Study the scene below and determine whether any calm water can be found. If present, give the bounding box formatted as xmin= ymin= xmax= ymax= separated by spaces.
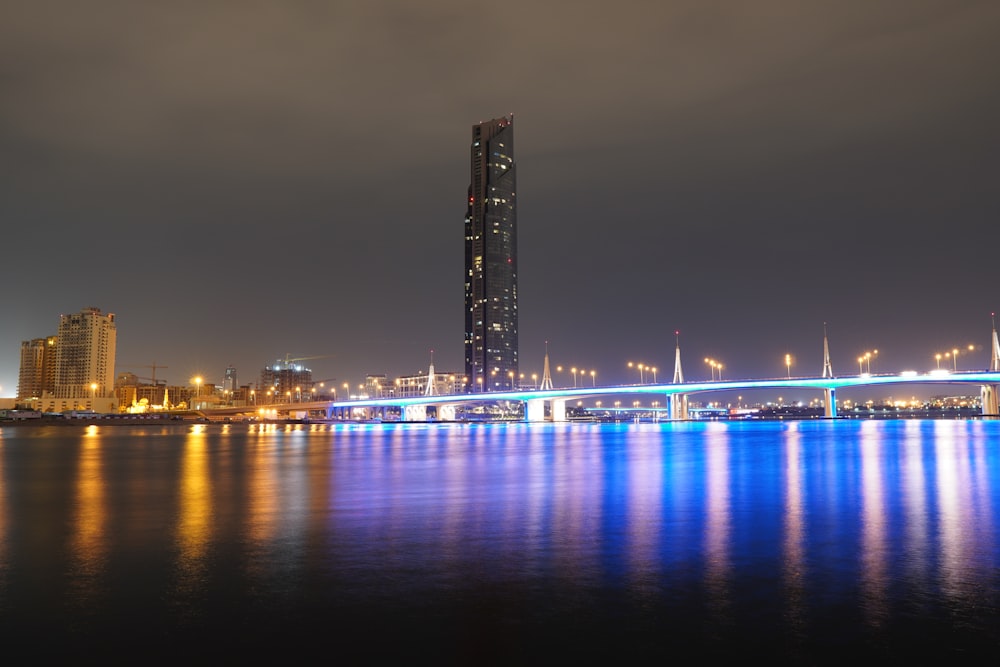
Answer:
xmin=1 ymin=419 xmax=998 ymax=663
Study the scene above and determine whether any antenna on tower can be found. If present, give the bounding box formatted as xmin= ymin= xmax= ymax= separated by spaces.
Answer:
xmin=822 ymin=322 xmax=834 ymax=378
xmin=672 ymin=330 xmax=684 ymax=384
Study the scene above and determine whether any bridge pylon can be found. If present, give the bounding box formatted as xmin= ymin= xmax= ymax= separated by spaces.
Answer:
xmin=991 ymin=312 xmax=1000 ymax=372
xmin=672 ymin=330 xmax=684 ymax=384
xmin=822 ymin=322 xmax=833 ymax=378
xmin=539 ymin=341 xmax=554 ymax=390
xmin=424 ymin=350 xmax=436 ymax=396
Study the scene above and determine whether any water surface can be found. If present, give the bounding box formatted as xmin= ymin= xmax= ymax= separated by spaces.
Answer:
xmin=0 ymin=419 xmax=997 ymax=662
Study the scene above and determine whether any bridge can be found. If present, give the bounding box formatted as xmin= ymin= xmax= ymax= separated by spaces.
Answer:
xmin=192 ymin=320 xmax=1000 ymax=423
xmin=196 ymin=370 xmax=1000 ymax=422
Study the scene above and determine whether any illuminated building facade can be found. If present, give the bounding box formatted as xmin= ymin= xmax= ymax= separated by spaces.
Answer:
xmin=52 ymin=307 xmax=117 ymax=401
xmin=465 ymin=115 xmax=518 ymax=391
xmin=16 ymin=336 xmax=57 ymax=399
xmin=259 ymin=362 xmax=313 ymax=402
xmin=395 ymin=372 xmax=463 ymax=397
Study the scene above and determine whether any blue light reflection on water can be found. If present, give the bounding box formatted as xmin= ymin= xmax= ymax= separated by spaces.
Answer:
xmin=0 ymin=419 xmax=998 ymax=661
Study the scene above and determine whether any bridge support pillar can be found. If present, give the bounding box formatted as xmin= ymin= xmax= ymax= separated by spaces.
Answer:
xmin=550 ymin=399 xmax=567 ymax=422
xmin=824 ymin=388 xmax=837 ymax=418
xmin=404 ymin=404 xmax=428 ymax=422
xmin=526 ymin=398 xmax=546 ymax=422
xmin=439 ymin=404 xmax=457 ymax=421
xmin=982 ymin=384 xmax=999 ymax=417
xmin=668 ymin=394 xmax=688 ymax=420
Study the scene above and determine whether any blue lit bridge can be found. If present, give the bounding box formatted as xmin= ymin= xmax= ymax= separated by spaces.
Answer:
xmin=207 ymin=370 xmax=1000 ymax=422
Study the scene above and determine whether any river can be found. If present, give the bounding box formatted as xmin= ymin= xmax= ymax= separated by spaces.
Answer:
xmin=0 ymin=419 xmax=997 ymax=663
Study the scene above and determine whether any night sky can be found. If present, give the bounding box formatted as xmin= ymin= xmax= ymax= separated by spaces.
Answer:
xmin=3 ymin=1 xmax=998 ymax=400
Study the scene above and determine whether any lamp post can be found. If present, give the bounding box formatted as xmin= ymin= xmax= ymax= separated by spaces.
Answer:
xmin=532 ymin=373 xmax=538 ymax=389
xmin=571 ymin=367 xmax=578 ymax=387
xmin=952 ymin=348 xmax=959 ymax=371
xmin=590 ymin=370 xmax=596 ymax=386
xmin=858 ymin=356 xmax=864 ymax=375
xmin=194 ymin=376 xmax=202 ymax=398
xmin=935 ymin=353 xmax=942 ymax=369
xmin=90 ymin=382 xmax=97 ymax=402
xmin=785 ymin=354 xmax=792 ymax=379
xmin=627 ymin=361 xmax=645 ymax=383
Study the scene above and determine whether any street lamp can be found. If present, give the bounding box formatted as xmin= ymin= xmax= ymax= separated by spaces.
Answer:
xmin=650 ymin=367 xmax=657 ymax=383
xmin=858 ymin=356 xmax=864 ymax=375
xmin=590 ymin=370 xmax=596 ymax=386
xmin=532 ymin=373 xmax=538 ymax=389
xmin=90 ymin=382 xmax=97 ymax=402
xmin=935 ymin=353 xmax=942 ymax=369
xmin=627 ymin=361 xmax=644 ymax=383
xmin=194 ymin=376 xmax=202 ymax=397
xmin=571 ymin=367 xmax=578 ymax=387
xmin=785 ymin=354 xmax=792 ymax=378
xmin=952 ymin=348 xmax=959 ymax=371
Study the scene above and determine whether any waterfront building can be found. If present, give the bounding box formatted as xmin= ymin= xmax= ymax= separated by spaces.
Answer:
xmin=223 ymin=365 xmax=238 ymax=394
xmin=364 ymin=374 xmax=390 ymax=399
xmin=51 ymin=307 xmax=117 ymax=402
xmin=465 ymin=115 xmax=518 ymax=392
xmin=259 ymin=361 xmax=313 ymax=402
xmin=16 ymin=336 xmax=57 ymax=399
xmin=19 ymin=308 xmax=118 ymax=412
xmin=394 ymin=371 xmax=463 ymax=398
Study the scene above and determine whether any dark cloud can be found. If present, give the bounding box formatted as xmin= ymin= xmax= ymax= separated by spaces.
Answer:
xmin=2 ymin=1 xmax=998 ymax=397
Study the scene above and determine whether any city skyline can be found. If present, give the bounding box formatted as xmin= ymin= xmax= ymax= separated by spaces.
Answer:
xmin=2 ymin=2 xmax=998 ymax=398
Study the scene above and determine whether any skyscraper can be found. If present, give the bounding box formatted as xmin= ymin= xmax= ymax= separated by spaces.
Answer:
xmin=53 ymin=307 xmax=117 ymax=400
xmin=465 ymin=115 xmax=518 ymax=391
xmin=16 ymin=336 xmax=57 ymax=400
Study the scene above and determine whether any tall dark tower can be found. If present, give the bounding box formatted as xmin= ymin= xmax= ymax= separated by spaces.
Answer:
xmin=465 ymin=115 xmax=517 ymax=392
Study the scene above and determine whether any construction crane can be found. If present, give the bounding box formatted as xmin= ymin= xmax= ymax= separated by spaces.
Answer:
xmin=121 ymin=363 xmax=169 ymax=385
xmin=280 ymin=354 xmax=332 ymax=366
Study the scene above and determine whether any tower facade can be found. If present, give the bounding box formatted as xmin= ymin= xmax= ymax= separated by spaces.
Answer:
xmin=17 ymin=335 xmax=57 ymax=399
xmin=52 ymin=307 xmax=117 ymax=399
xmin=464 ymin=115 xmax=518 ymax=391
